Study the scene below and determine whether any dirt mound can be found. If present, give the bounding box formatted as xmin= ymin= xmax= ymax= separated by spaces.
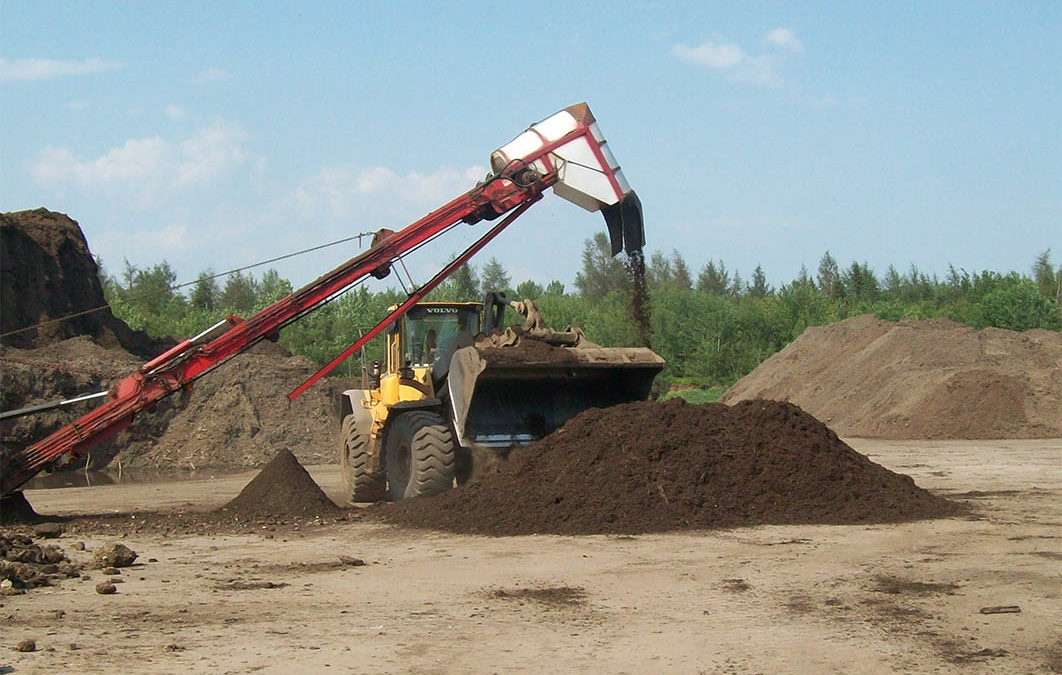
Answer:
xmin=722 ymin=316 xmax=1062 ymax=439
xmin=2 ymin=338 xmax=339 ymax=473
xmin=381 ymin=399 xmax=960 ymax=535
xmin=220 ymin=450 xmax=341 ymax=519
xmin=1 ymin=337 xmax=174 ymax=470
xmin=1 ymin=208 xmax=167 ymax=357
xmin=122 ymin=342 xmax=338 ymax=471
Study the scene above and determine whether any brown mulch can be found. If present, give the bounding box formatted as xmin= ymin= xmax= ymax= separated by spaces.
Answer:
xmin=380 ymin=398 xmax=962 ymax=535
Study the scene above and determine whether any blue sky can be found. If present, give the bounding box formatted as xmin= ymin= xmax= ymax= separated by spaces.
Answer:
xmin=2 ymin=1 xmax=1059 ymax=294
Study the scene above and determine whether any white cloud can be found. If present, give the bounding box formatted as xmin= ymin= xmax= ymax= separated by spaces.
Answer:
xmin=672 ymin=29 xmax=803 ymax=87
xmin=293 ymin=164 xmax=487 ymax=223
xmin=165 ymin=104 xmax=185 ymax=120
xmin=766 ymin=28 xmax=804 ymax=54
xmin=672 ymin=41 xmax=746 ymax=69
xmin=31 ymin=122 xmax=249 ymax=206
xmin=194 ymin=66 xmax=231 ymax=83
xmin=0 ymin=57 xmax=123 ymax=82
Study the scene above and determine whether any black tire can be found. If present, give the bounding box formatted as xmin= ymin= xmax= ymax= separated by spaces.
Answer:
xmin=385 ymin=410 xmax=455 ymax=500
xmin=339 ymin=414 xmax=386 ymax=503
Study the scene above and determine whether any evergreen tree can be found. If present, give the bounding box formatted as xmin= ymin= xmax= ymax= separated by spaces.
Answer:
xmin=696 ymin=260 xmax=730 ymax=295
xmin=748 ymin=264 xmax=771 ymax=299
xmin=190 ymin=270 xmax=220 ymax=310
xmin=544 ymin=280 xmax=565 ymax=296
xmin=816 ymin=251 xmax=843 ymax=299
xmin=670 ymin=251 xmax=693 ymax=291
xmin=479 ymin=256 xmax=512 ymax=295
xmin=450 ymin=262 xmax=479 ymax=300
xmin=514 ymin=279 xmax=544 ymax=299
xmin=221 ymin=270 xmax=259 ymax=314
xmin=574 ymin=232 xmax=628 ymax=299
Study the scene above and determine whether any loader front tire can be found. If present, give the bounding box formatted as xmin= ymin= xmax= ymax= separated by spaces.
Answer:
xmin=385 ymin=411 xmax=455 ymax=500
xmin=340 ymin=414 xmax=386 ymax=503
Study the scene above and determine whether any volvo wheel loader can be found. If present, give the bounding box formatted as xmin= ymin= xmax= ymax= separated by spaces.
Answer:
xmin=337 ymin=295 xmax=664 ymax=502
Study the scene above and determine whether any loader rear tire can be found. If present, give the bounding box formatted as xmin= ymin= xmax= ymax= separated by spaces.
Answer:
xmin=340 ymin=414 xmax=386 ymax=503
xmin=385 ymin=411 xmax=455 ymax=500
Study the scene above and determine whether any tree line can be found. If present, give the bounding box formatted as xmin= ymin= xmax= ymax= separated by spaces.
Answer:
xmin=99 ymin=241 xmax=1061 ymax=390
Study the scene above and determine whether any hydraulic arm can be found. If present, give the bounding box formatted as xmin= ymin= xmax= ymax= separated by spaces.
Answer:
xmin=1 ymin=103 xmax=643 ymax=496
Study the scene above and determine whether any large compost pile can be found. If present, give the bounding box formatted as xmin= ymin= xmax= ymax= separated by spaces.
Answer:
xmin=381 ymin=398 xmax=961 ymax=535
xmin=723 ymin=315 xmax=1062 ymax=439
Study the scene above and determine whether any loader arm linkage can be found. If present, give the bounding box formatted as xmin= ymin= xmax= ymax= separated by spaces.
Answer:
xmin=1 ymin=103 xmax=644 ymax=497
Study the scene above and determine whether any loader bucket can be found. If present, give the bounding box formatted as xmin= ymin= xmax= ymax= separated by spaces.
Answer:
xmin=447 ymin=344 xmax=664 ymax=449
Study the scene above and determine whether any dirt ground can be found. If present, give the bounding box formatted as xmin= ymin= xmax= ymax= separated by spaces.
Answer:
xmin=1 ymin=438 xmax=1058 ymax=674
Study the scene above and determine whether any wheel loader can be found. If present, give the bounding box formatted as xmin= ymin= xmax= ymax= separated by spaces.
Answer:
xmin=336 ymin=294 xmax=664 ymax=502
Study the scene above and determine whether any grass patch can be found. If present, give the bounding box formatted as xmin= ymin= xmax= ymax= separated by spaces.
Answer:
xmin=662 ymin=385 xmax=727 ymax=404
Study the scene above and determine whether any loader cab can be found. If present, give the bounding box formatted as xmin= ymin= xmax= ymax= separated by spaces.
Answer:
xmin=386 ymin=302 xmax=481 ymax=375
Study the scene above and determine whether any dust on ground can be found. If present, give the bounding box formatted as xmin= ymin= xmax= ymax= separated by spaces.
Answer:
xmin=723 ymin=314 xmax=1062 ymax=439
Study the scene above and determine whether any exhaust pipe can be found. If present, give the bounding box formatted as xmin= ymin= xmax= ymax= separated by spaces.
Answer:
xmin=490 ymin=103 xmax=644 ymax=255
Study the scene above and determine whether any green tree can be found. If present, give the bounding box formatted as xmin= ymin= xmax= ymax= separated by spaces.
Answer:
xmin=696 ymin=260 xmax=730 ymax=295
xmin=574 ymin=232 xmax=628 ymax=300
xmin=981 ymin=278 xmax=1059 ymax=331
xmin=257 ymin=269 xmax=293 ymax=308
xmin=190 ymin=271 xmax=220 ymax=311
xmin=514 ymin=279 xmax=543 ymax=300
xmin=1032 ymin=249 xmax=1059 ymax=303
xmin=221 ymin=271 xmax=259 ymax=314
xmin=816 ymin=251 xmax=843 ymax=299
xmin=842 ymin=261 xmax=879 ymax=302
xmin=748 ymin=264 xmax=771 ymax=299
xmin=479 ymin=257 xmax=512 ymax=296
xmin=544 ymin=280 xmax=565 ymax=296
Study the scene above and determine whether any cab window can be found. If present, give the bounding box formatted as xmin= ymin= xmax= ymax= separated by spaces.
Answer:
xmin=404 ymin=306 xmax=479 ymax=367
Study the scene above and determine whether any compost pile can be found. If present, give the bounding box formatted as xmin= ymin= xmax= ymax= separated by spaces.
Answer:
xmin=382 ymin=398 xmax=961 ymax=535
xmin=1 ymin=208 xmax=337 ymax=473
xmin=723 ymin=315 xmax=1062 ymax=439
xmin=0 ymin=208 xmax=165 ymax=356
xmin=219 ymin=449 xmax=341 ymax=519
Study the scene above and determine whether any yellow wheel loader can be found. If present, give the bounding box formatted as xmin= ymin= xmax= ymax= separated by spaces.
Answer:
xmin=337 ymin=295 xmax=664 ymax=501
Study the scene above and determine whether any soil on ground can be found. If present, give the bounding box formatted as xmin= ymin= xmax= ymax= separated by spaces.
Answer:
xmin=381 ymin=398 xmax=961 ymax=535
xmin=219 ymin=450 xmax=342 ymax=519
xmin=722 ymin=315 xmax=1062 ymax=439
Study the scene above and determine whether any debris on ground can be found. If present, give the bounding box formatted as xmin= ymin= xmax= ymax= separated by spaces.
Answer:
xmin=0 ymin=532 xmax=81 ymax=589
xmin=92 ymin=542 xmax=138 ymax=569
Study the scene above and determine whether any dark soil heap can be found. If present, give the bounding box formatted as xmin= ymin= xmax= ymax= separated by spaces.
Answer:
xmin=1 ymin=208 xmax=166 ymax=357
xmin=220 ymin=450 xmax=341 ymax=519
xmin=382 ymin=399 xmax=961 ymax=535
